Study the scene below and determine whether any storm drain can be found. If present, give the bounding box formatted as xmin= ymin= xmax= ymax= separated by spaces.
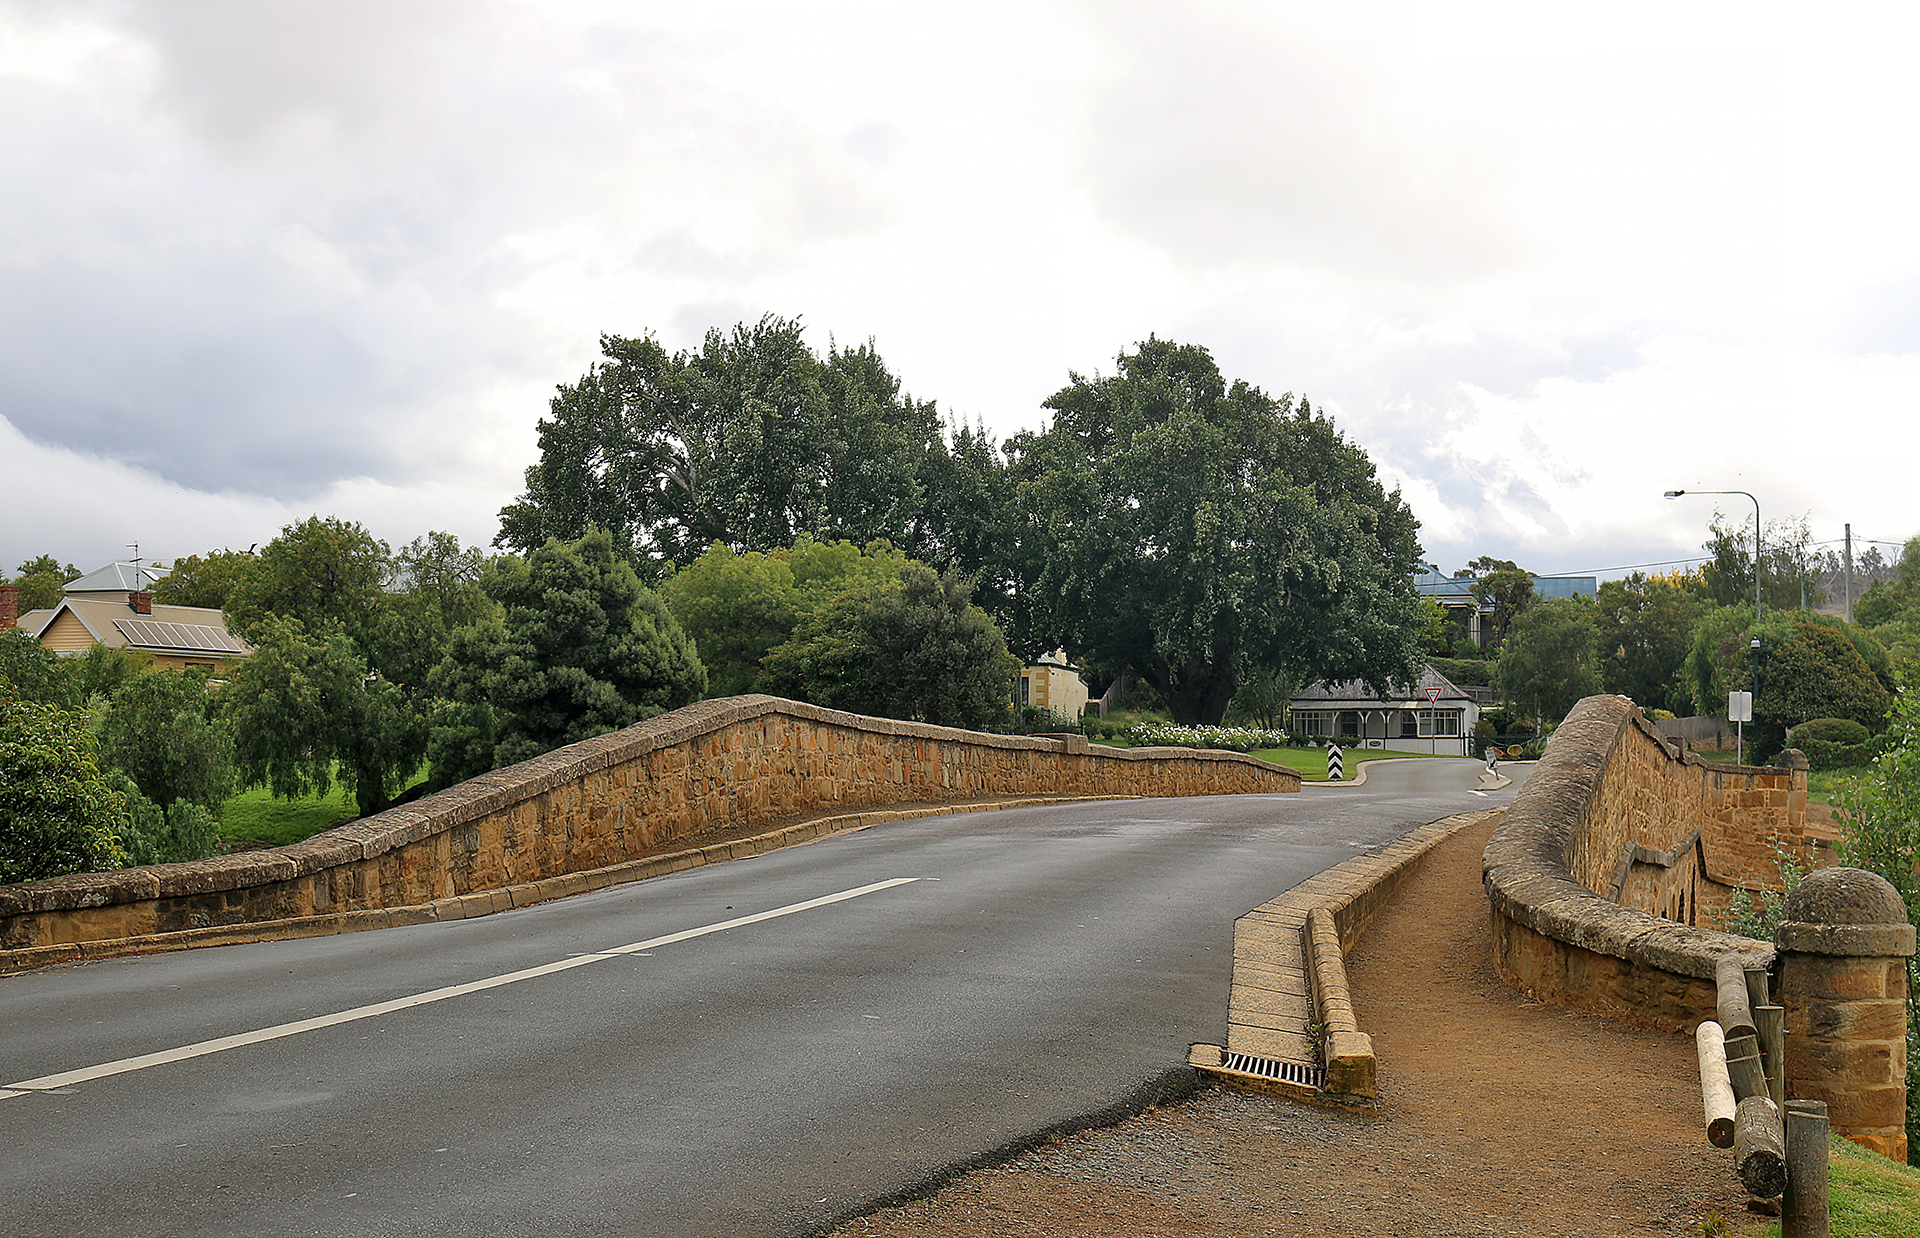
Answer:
xmin=1221 ymin=1051 xmax=1325 ymax=1090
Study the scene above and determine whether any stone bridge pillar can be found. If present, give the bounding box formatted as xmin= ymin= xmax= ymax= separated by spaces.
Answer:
xmin=1774 ymin=866 xmax=1916 ymax=1161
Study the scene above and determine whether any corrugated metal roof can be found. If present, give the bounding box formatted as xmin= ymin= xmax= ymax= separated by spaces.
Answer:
xmin=112 ymin=617 xmax=250 ymax=656
xmin=62 ymin=562 xmax=164 ymax=595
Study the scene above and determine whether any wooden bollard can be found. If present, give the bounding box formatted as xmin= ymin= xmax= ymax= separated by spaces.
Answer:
xmin=1744 ymin=963 xmax=1771 ymax=1011
xmin=1783 ymin=1099 xmax=1830 ymax=1238
xmin=1696 ymin=1021 xmax=1737 ymax=1148
xmin=1733 ymin=1095 xmax=1787 ymax=1199
xmin=1755 ymin=1005 xmax=1786 ymax=1111
xmin=1717 ymin=953 xmax=1757 ymax=1040
xmin=1723 ymin=1030 xmax=1769 ymax=1104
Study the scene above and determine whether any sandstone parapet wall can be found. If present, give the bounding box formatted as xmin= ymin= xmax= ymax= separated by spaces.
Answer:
xmin=0 ymin=695 xmax=1298 ymax=964
xmin=1482 ymin=694 xmax=1804 ymax=1031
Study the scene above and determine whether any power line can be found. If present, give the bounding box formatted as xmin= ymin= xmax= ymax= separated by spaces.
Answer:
xmin=1559 ymin=556 xmax=1712 ymax=576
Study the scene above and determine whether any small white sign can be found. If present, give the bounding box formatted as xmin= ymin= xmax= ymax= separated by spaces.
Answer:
xmin=1729 ymin=690 xmax=1753 ymax=723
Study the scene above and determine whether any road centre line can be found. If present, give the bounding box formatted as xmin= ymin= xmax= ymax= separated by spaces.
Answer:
xmin=0 ymin=878 xmax=921 ymax=1102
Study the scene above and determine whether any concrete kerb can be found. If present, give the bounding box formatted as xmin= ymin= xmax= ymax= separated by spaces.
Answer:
xmin=0 ymin=795 xmax=1140 ymax=975
xmin=1190 ymin=806 xmax=1506 ymax=1106
xmin=1299 ymin=757 xmax=1524 ymax=791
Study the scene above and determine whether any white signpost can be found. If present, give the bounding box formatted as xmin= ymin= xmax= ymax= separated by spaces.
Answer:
xmin=1729 ymin=690 xmax=1753 ymax=765
xmin=1426 ymin=685 xmax=1442 ymax=754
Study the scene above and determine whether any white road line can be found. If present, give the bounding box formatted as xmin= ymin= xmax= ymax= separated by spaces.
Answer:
xmin=2 ymin=877 xmax=919 ymax=1100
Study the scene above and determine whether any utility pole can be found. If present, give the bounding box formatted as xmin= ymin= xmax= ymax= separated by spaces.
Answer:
xmin=1844 ymin=523 xmax=1854 ymax=623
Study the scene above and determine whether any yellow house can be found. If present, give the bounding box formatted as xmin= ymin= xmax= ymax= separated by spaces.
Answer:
xmin=1018 ymin=650 xmax=1089 ymax=722
xmin=5 ymin=562 xmax=251 ymax=672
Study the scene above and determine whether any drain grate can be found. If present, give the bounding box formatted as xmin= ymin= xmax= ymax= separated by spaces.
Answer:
xmin=1221 ymin=1051 xmax=1325 ymax=1089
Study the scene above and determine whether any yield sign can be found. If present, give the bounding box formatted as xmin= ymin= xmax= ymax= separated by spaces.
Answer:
xmin=1425 ymin=686 xmax=1442 ymax=706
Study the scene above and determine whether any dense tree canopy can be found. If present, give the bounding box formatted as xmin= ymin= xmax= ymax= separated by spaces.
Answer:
xmin=496 ymin=317 xmax=950 ymax=570
xmin=757 ymin=562 xmax=1018 ymax=729
xmin=152 ymin=549 xmax=261 ymax=611
xmin=431 ymin=529 xmax=706 ymax=782
xmin=0 ymin=686 xmax=128 ymax=883
xmin=8 ymin=555 xmax=79 ymax=613
xmin=1700 ymin=512 xmax=1824 ymax=613
xmin=222 ymin=617 xmax=429 ymax=818
xmin=1006 ymin=337 xmax=1423 ymax=724
xmin=225 ymin=516 xmax=391 ymax=645
xmin=1493 ymin=596 xmax=1602 ymax=723
xmin=1461 ymin=556 xmax=1535 ymax=648
xmin=661 ymin=538 xmax=908 ymax=697
xmin=1596 ymin=571 xmax=1704 ymax=716
xmin=99 ymin=670 xmax=234 ymax=814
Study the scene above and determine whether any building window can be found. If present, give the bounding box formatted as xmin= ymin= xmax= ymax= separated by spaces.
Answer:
xmin=1417 ymin=709 xmax=1461 ymax=737
xmin=1338 ymin=711 xmax=1359 ymax=738
xmin=1400 ymin=710 xmax=1419 ymax=738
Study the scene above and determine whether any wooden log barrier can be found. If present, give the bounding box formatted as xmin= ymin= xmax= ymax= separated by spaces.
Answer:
xmin=1696 ymin=1021 xmax=1737 ymax=1148
xmin=1744 ymin=962 xmax=1770 ymax=1011
xmin=1783 ymin=1099 xmax=1831 ymax=1238
xmin=1723 ymin=1030 xmax=1769 ymax=1104
xmin=1716 ymin=953 xmax=1758 ymax=1041
xmin=1755 ymin=1004 xmax=1786 ymax=1111
xmin=1734 ymin=1095 xmax=1787 ymax=1200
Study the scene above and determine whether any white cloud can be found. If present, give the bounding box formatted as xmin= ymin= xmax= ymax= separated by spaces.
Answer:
xmin=2 ymin=0 xmax=1917 ymax=590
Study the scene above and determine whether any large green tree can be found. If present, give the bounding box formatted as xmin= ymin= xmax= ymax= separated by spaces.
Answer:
xmin=0 ymin=686 xmax=128 ymax=883
xmin=0 ymin=630 xmax=79 ymax=709
xmin=431 ymin=529 xmax=706 ymax=782
xmin=662 ymin=537 xmax=909 ymax=697
xmin=224 ymin=516 xmax=392 ymax=645
xmin=1462 ymin=557 xmax=1535 ymax=648
xmin=153 ymin=549 xmax=261 ymax=611
xmin=1700 ymin=512 xmax=1824 ymax=613
xmin=1007 ymin=337 xmax=1423 ymax=724
xmin=497 ymin=318 xmax=947 ymax=569
xmin=757 ymin=562 xmax=1019 ymax=729
xmin=98 ymin=670 xmax=235 ymax=815
xmin=9 ymin=555 xmax=79 ymax=613
xmin=222 ymin=617 xmax=429 ymax=818
xmin=1493 ymin=595 xmax=1602 ymax=723
xmin=1596 ymin=572 xmax=1704 ymax=715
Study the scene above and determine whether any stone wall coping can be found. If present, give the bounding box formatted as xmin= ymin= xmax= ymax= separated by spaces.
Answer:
xmin=1775 ymin=920 xmax=1917 ymax=958
xmin=0 ymin=694 xmax=1292 ymax=917
xmin=1483 ymin=694 xmax=1775 ymax=982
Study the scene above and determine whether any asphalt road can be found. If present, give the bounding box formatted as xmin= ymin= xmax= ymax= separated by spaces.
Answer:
xmin=0 ymin=758 xmax=1521 ymax=1238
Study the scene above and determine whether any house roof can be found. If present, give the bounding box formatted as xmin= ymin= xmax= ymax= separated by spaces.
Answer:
xmin=1291 ymin=664 xmax=1475 ymax=706
xmin=24 ymin=597 xmax=250 ymax=658
xmin=61 ymin=561 xmax=165 ymax=596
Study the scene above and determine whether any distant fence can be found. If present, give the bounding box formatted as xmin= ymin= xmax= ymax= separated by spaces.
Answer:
xmin=1657 ymin=715 xmax=1732 ymax=748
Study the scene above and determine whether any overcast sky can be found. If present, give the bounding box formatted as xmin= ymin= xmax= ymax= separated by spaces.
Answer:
xmin=4 ymin=1 xmax=1914 ymax=585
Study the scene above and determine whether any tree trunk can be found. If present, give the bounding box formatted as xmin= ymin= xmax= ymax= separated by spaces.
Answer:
xmin=1143 ymin=656 xmax=1238 ymax=725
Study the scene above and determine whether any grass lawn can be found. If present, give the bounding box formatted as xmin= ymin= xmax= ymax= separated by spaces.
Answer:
xmin=1754 ymin=1134 xmax=1920 ymax=1237
xmin=1250 ymin=746 xmax=1450 ymax=782
xmin=218 ymin=784 xmax=362 ymax=849
xmin=218 ymin=767 xmax=429 ymax=849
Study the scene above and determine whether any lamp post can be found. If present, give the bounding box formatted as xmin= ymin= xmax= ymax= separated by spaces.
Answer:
xmin=1667 ymin=488 xmax=1763 ymax=762
xmin=1664 ymin=488 xmax=1761 ymax=628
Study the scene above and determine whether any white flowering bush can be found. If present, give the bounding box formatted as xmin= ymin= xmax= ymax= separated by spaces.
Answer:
xmin=1120 ymin=722 xmax=1294 ymax=752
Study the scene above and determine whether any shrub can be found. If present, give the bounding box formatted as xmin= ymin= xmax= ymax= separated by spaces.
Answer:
xmin=1793 ymin=717 xmax=1874 ymax=770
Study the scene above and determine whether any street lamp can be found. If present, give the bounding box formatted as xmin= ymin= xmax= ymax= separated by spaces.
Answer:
xmin=1664 ymin=488 xmax=1761 ymax=628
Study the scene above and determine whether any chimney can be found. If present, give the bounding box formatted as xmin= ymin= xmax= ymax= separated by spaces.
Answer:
xmin=129 ymin=591 xmax=153 ymax=615
xmin=0 ymin=585 xmax=16 ymax=631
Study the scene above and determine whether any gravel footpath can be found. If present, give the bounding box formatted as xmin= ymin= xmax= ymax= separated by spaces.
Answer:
xmin=828 ymin=814 xmax=1765 ymax=1238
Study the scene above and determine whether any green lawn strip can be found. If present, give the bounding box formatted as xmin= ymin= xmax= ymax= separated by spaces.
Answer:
xmin=1250 ymin=746 xmax=1447 ymax=782
xmin=218 ymin=766 xmax=429 ymax=849
xmin=1755 ymin=1134 xmax=1920 ymax=1237
xmin=218 ymin=784 xmax=361 ymax=849
xmin=1807 ymin=767 xmax=1872 ymax=809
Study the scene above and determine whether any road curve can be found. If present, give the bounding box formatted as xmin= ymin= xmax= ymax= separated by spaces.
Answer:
xmin=0 ymin=758 xmax=1517 ymax=1237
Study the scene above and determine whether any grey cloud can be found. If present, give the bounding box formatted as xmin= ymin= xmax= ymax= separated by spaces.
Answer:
xmin=1071 ymin=8 xmax=1530 ymax=284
